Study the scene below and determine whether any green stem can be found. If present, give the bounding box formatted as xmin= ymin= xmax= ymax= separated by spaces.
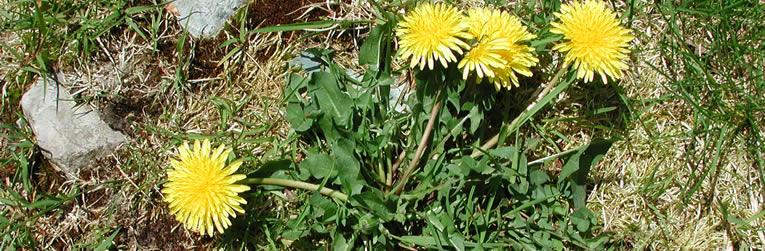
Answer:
xmin=377 ymin=160 xmax=386 ymax=184
xmin=246 ymin=178 xmax=348 ymax=202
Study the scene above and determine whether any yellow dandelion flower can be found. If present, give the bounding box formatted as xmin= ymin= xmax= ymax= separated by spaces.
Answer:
xmin=397 ymin=3 xmax=471 ymax=70
xmin=550 ymin=0 xmax=633 ymax=83
xmin=458 ymin=8 xmax=538 ymax=89
xmin=162 ymin=139 xmax=250 ymax=236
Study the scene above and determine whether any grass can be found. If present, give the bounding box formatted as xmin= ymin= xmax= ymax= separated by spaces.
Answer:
xmin=1 ymin=0 xmax=764 ymax=249
xmin=586 ymin=0 xmax=765 ymax=248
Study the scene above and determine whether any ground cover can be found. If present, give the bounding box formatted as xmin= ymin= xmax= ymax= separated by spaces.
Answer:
xmin=0 ymin=0 xmax=763 ymax=249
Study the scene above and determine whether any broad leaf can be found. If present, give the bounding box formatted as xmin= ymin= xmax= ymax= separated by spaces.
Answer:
xmin=559 ymin=139 xmax=615 ymax=209
xmin=312 ymin=72 xmax=353 ymax=127
xmin=286 ymin=103 xmax=313 ymax=132
xmin=351 ymin=188 xmax=394 ymax=221
xmin=332 ymin=138 xmax=363 ymax=195
xmin=359 ymin=23 xmax=385 ymax=67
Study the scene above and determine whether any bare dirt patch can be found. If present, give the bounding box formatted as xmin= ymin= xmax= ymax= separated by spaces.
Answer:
xmin=248 ymin=0 xmax=327 ymax=27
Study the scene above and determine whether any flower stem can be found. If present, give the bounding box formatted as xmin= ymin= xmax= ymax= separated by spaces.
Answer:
xmin=393 ymin=99 xmax=443 ymax=195
xmin=470 ymin=64 xmax=569 ymax=158
xmin=246 ymin=178 xmax=348 ymax=202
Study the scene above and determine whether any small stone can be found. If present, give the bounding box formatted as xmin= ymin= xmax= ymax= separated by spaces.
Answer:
xmin=170 ymin=0 xmax=246 ymax=38
xmin=288 ymin=52 xmax=324 ymax=74
xmin=21 ymin=76 xmax=126 ymax=180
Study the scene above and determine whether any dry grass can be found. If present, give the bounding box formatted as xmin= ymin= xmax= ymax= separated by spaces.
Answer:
xmin=587 ymin=1 xmax=765 ymax=249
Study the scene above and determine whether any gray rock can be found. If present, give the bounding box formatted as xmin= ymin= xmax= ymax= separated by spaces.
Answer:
xmin=21 ymin=77 xmax=126 ymax=180
xmin=171 ymin=0 xmax=246 ymax=38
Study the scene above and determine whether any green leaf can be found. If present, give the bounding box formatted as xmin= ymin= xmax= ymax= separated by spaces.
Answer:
xmin=286 ymin=103 xmax=314 ymax=132
xmin=211 ymin=96 xmax=234 ymax=128
xmin=400 ymin=235 xmax=439 ymax=248
xmin=313 ymin=72 xmax=353 ymax=127
xmin=570 ymin=208 xmax=595 ymax=232
xmin=449 ymin=235 xmax=465 ymax=251
xmin=219 ymin=37 xmax=240 ymax=48
xmin=397 ymin=236 xmax=508 ymax=249
xmin=125 ymin=4 xmax=159 ymax=15
xmin=351 ymin=188 xmax=393 ymax=221
xmin=467 ymin=105 xmax=482 ymax=134
xmin=332 ymin=232 xmax=351 ymax=251
xmin=250 ymin=159 xmax=293 ymax=178
xmin=317 ymin=114 xmax=340 ymax=143
xmin=356 ymin=213 xmax=380 ymax=234
xmin=284 ymin=73 xmax=308 ymax=103
xmin=359 ymin=23 xmax=385 ymax=66
xmin=218 ymin=46 xmax=241 ymax=66
xmin=332 ymin=138 xmax=363 ymax=194
xmin=559 ymin=139 xmax=615 ymax=209
xmin=301 ymin=153 xmax=336 ymax=179
xmin=529 ymin=168 xmax=550 ymax=186
xmin=489 ymin=146 xmax=517 ymax=160
xmin=473 ymin=158 xmax=494 ymax=174
xmin=309 ymin=193 xmax=337 ymax=221
xmin=125 ymin=18 xmax=148 ymax=41
xmin=446 ymin=163 xmax=468 ymax=177
xmin=502 ymin=71 xmax=576 ymax=136
xmin=94 ymin=228 xmax=120 ymax=251
xmin=27 ymin=198 xmax=61 ymax=210
xmin=530 ymin=35 xmax=562 ymax=50
xmin=0 ymin=214 xmax=9 ymax=227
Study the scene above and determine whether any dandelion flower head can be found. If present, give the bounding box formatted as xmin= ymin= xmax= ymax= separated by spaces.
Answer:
xmin=551 ymin=0 xmax=633 ymax=83
xmin=458 ymin=8 xmax=538 ymax=89
xmin=163 ymin=139 xmax=250 ymax=236
xmin=397 ymin=3 xmax=471 ymax=70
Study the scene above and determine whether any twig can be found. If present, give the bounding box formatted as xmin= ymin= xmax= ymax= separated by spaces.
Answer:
xmin=393 ymin=99 xmax=443 ymax=195
xmin=470 ymin=64 xmax=569 ymax=158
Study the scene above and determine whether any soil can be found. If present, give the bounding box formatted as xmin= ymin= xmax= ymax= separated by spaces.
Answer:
xmin=188 ymin=36 xmax=228 ymax=81
xmin=101 ymin=88 xmax=163 ymax=136
xmin=248 ymin=0 xmax=327 ymax=28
